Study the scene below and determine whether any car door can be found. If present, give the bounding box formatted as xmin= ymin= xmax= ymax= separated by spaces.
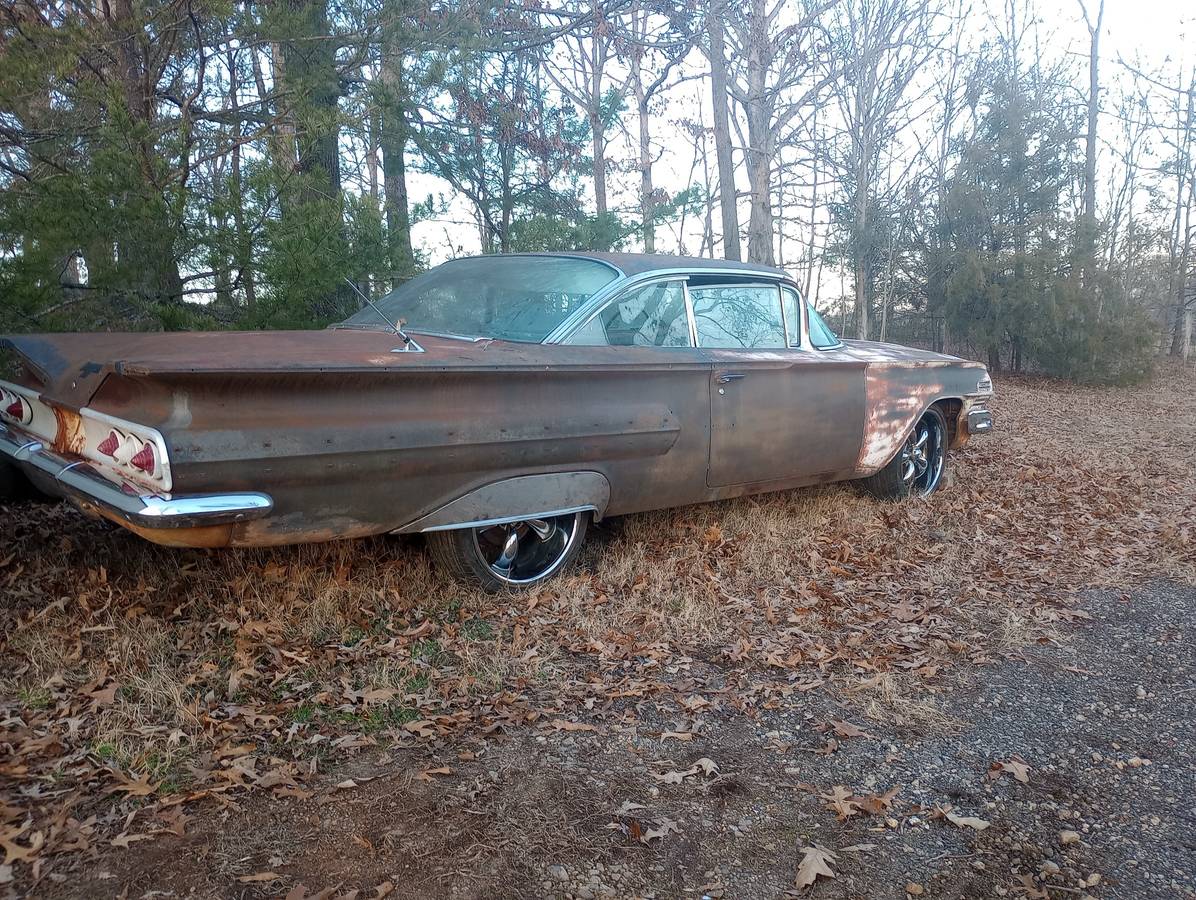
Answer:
xmin=689 ymin=280 xmax=866 ymax=488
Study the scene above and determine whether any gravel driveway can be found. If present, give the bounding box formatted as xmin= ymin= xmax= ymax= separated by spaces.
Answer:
xmin=40 ymin=579 xmax=1193 ymax=900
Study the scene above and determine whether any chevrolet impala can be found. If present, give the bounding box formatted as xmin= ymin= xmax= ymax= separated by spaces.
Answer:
xmin=0 ymin=252 xmax=994 ymax=590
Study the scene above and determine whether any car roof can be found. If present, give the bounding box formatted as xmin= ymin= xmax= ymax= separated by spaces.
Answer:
xmin=454 ymin=251 xmax=790 ymax=279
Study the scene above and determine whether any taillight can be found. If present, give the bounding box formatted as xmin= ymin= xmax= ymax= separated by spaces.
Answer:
xmin=129 ymin=442 xmax=156 ymax=475
xmin=0 ymin=387 xmax=31 ymax=426
xmin=94 ymin=425 xmax=161 ymax=481
xmin=98 ymin=430 xmax=120 ymax=457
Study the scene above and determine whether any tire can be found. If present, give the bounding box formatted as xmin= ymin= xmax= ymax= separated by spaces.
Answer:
xmin=860 ymin=405 xmax=949 ymax=501
xmin=427 ymin=511 xmax=589 ymax=592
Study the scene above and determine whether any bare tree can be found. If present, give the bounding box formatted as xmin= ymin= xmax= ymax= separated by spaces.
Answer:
xmin=720 ymin=0 xmax=837 ymax=266
xmin=1076 ymin=0 xmax=1104 ymax=292
xmin=824 ymin=0 xmax=940 ymax=339
xmin=544 ymin=0 xmax=620 ymax=217
xmin=618 ymin=2 xmax=693 ymax=252
xmin=704 ymin=0 xmax=741 ymax=260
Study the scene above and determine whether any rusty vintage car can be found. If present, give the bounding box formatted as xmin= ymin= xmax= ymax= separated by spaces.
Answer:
xmin=0 ymin=252 xmax=994 ymax=589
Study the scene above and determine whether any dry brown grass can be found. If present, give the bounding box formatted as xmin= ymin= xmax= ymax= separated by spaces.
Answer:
xmin=1 ymin=361 xmax=1194 ymax=878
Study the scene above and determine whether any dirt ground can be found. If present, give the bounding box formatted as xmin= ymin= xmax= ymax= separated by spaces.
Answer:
xmin=2 ymin=365 xmax=1195 ymax=899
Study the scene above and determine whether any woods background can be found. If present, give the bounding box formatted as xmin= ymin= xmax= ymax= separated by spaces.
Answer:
xmin=0 ymin=0 xmax=1193 ymax=384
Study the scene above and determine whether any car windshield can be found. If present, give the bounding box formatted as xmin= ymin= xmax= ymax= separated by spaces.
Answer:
xmin=339 ymin=255 xmax=619 ymax=342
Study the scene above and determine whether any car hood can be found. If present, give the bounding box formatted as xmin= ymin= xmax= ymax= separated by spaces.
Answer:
xmin=837 ymin=339 xmax=979 ymax=366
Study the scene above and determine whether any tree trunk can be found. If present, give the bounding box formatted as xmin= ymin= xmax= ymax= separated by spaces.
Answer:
xmin=631 ymin=42 xmax=655 ymax=252
xmin=706 ymin=0 xmax=741 ymax=261
xmin=286 ymin=0 xmax=341 ymax=206
xmin=380 ymin=49 xmax=415 ymax=283
xmin=744 ymin=103 xmax=775 ymax=265
xmin=229 ymin=49 xmax=255 ymax=310
xmin=108 ymin=0 xmax=184 ymax=307
xmin=590 ymin=109 xmax=608 ymax=217
xmin=1078 ymin=0 xmax=1103 ymax=292
xmin=638 ymin=95 xmax=654 ymax=252
xmin=741 ymin=0 xmax=774 ymax=265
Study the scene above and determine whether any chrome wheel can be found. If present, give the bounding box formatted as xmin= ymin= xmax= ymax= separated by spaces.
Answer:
xmin=471 ymin=512 xmax=585 ymax=586
xmin=900 ymin=414 xmax=945 ymax=497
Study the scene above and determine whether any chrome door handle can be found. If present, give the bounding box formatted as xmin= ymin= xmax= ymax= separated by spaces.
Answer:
xmin=717 ymin=372 xmax=746 ymax=384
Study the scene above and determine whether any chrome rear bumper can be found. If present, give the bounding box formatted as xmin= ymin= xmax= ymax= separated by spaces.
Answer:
xmin=0 ymin=422 xmax=272 ymax=529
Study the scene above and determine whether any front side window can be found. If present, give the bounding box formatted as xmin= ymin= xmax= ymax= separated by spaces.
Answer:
xmin=807 ymin=302 xmax=842 ymax=349
xmin=338 ymin=255 xmax=619 ymax=342
xmin=690 ymin=284 xmax=786 ymax=349
xmin=567 ymin=281 xmax=692 ymax=347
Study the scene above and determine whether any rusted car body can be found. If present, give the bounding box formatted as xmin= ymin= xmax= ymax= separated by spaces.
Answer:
xmin=0 ymin=253 xmax=993 ymax=587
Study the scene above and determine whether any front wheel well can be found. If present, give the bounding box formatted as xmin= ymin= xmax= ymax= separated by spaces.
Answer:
xmin=934 ymin=398 xmax=964 ymax=449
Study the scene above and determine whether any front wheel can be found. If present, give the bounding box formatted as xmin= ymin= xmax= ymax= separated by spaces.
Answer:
xmin=860 ymin=406 xmax=949 ymax=500
xmin=427 ymin=511 xmax=589 ymax=592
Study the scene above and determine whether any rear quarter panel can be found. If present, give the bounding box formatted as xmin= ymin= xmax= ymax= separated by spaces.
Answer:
xmin=87 ymin=354 xmax=714 ymax=546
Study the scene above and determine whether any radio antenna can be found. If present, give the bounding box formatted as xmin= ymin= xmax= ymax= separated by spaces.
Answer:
xmin=343 ymin=277 xmax=411 ymax=346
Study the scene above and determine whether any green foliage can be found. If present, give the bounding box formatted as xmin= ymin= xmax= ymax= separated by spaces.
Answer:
xmin=1026 ymin=279 xmax=1156 ymax=385
xmin=930 ymin=70 xmax=1153 ymax=383
xmin=508 ymin=211 xmax=635 ymax=253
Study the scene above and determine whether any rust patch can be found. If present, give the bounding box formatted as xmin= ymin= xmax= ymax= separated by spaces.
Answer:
xmin=52 ymin=405 xmax=87 ymax=456
xmin=77 ymin=500 xmax=235 ymax=548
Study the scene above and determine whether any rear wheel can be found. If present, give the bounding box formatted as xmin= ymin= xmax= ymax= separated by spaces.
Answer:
xmin=427 ymin=511 xmax=589 ymax=592
xmin=860 ymin=406 xmax=949 ymax=500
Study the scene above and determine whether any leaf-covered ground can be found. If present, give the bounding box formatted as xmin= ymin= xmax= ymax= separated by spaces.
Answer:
xmin=1 ymin=364 xmax=1194 ymax=899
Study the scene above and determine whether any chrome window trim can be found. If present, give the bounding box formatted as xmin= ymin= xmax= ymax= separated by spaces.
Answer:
xmin=682 ymin=281 xmax=700 ymax=348
xmin=781 ymin=284 xmax=811 ymax=351
xmin=687 ymin=280 xmax=790 ymax=350
xmin=558 ymin=275 xmax=695 ymax=348
xmin=544 ymin=266 xmax=787 ymax=344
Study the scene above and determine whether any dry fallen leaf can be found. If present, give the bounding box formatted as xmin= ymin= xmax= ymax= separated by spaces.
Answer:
xmin=548 ymin=720 xmax=597 ymax=733
xmin=945 ymin=810 xmax=990 ymax=831
xmin=639 ymin=817 xmax=680 ymax=844
xmin=989 ymin=757 xmax=1031 ymax=784
xmin=103 ymin=772 xmax=158 ymax=798
xmin=652 ymin=770 xmax=689 ymax=785
xmin=417 ymin=766 xmax=452 ymax=781
xmin=659 ymin=731 xmax=695 ymax=742
xmin=238 ymin=871 xmax=280 ymax=883
xmin=110 ymin=832 xmax=154 ymax=848
xmin=821 ymin=786 xmax=860 ymax=820
xmin=827 ymin=718 xmax=874 ymax=739
xmin=795 ymin=844 xmax=837 ymax=889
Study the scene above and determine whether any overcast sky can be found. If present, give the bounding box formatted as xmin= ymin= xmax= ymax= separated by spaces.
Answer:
xmin=405 ymin=0 xmax=1194 ymax=288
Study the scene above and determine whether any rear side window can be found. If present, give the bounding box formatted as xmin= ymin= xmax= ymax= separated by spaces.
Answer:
xmin=567 ymin=281 xmax=692 ymax=347
xmin=690 ymin=284 xmax=786 ymax=349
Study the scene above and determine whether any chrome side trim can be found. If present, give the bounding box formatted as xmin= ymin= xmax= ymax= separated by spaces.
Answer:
xmin=0 ymin=421 xmax=273 ymax=529
xmin=423 ymin=505 xmax=597 ymax=533
xmin=395 ymin=471 xmax=611 ymax=533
